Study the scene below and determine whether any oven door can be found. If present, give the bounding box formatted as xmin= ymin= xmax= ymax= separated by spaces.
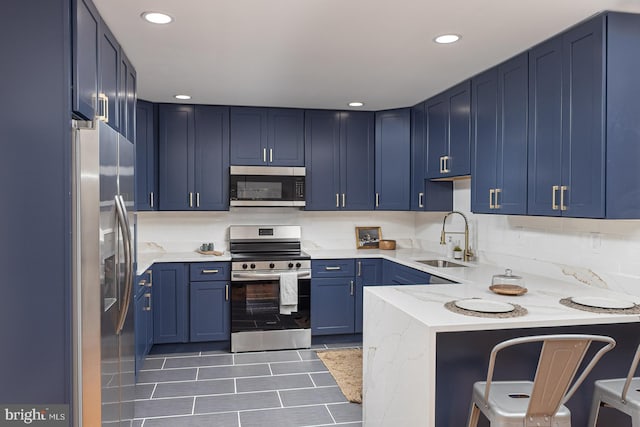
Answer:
xmin=231 ymin=276 xmax=310 ymax=333
xmin=230 ymin=271 xmax=311 ymax=352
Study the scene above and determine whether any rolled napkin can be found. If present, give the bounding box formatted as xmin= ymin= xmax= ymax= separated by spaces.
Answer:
xmin=279 ymin=271 xmax=298 ymax=315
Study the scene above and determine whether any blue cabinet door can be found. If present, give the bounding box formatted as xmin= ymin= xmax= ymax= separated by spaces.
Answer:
xmin=471 ymin=67 xmax=499 ymax=214
xmin=304 ymin=110 xmax=341 ymax=210
xmin=311 ymin=277 xmax=355 ymax=335
xmin=528 ymin=37 xmax=563 ymax=216
xmin=190 ymin=281 xmax=230 ymax=342
xmin=158 ymin=104 xmax=193 ymax=210
xmin=561 ymin=17 xmax=605 ymax=218
xmin=375 ymin=108 xmax=411 ymax=210
xmin=73 ymin=0 xmax=100 ymax=120
xmin=135 ymin=100 xmax=157 ymax=211
xmin=153 ymin=263 xmax=189 ymax=344
xmin=472 ymin=54 xmax=528 ymax=215
xmin=412 ymin=102 xmax=453 ymax=212
xmin=341 ymin=111 xmax=375 ymax=210
xmin=447 ymin=81 xmax=472 ymax=177
xmin=119 ymin=50 xmax=136 ymax=141
xmin=100 ymin=23 xmax=120 ymax=132
xmin=229 ymin=107 xmax=268 ymax=166
xmin=355 ymin=259 xmax=383 ymax=333
xmin=193 ymin=106 xmax=230 ymax=210
xmin=268 ymin=108 xmax=305 ymax=166
xmin=425 ymin=82 xmax=471 ymax=179
xmin=496 ymin=53 xmax=528 ymax=215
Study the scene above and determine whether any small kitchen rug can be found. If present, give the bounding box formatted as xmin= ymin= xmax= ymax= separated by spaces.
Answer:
xmin=316 ymin=348 xmax=362 ymax=404
xmin=444 ymin=300 xmax=528 ymax=318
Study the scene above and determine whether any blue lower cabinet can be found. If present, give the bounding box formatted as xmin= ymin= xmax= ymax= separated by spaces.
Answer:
xmin=382 ymin=260 xmax=431 ymax=285
xmin=153 ymin=263 xmax=189 ymax=344
xmin=311 ymin=277 xmax=356 ymax=335
xmin=190 ymin=281 xmax=230 ymax=342
xmin=355 ymin=259 xmax=383 ymax=333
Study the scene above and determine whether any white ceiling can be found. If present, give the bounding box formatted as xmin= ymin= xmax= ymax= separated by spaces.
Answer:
xmin=94 ymin=0 xmax=640 ymax=111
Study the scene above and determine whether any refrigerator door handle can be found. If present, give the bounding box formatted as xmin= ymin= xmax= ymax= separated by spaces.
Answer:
xmin=114 ymin=194 xmax=134 ymax=335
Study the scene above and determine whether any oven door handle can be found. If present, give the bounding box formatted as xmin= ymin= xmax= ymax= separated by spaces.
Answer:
xmin=231 ymin=271 xmax=311 ymax=281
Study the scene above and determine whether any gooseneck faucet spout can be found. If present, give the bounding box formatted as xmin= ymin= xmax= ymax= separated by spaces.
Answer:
xmin=440 ymin=211 xmax=472 ymax=261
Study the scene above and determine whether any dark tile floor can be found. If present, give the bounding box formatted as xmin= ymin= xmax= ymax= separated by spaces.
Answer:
xmin=134 ymin=339 xmax=362 ymax=426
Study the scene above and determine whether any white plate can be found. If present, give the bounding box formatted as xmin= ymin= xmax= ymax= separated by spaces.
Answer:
xmin=455 ymin=298 xmax=515 ymax=313
xmin=570 ymin=296 xmax=635 ymax=309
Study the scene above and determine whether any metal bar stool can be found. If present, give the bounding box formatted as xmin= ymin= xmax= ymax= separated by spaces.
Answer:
xmin=468 ymin=334 xmax=616 ymax=427
xmin=588 ymin=342 xmax=640 ymax=426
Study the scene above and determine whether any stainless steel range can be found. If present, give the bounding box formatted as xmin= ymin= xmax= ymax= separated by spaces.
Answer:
xmin=229 ymin=225 xmax=311 ymax=352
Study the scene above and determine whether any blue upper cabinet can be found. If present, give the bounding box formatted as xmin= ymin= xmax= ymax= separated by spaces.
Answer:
xmin=99 ymin=23 xmax=120 ymax=132
xmin=119 ymin=50 xmax=136 ymax=142
xmin=425 ymin=81 xmax=472 ymax=179
xmin=158 ymin=104 xmax=230 ymax=210
xmin=411 ymin=102 xmax=452 ymax=212
xmin=230 ymin=107 xmax=304 ymax=166
xmin=375 ymin=108 xmax=411 ymax=210
xmin=305 ymin=110 xmax=374 ymax=210
xmin=528 ymin=16 xmax=604 ymax=218
xmin=472 ymin=53 xmax=528 ymax=214
xmin=135 ymin=100 xmax=157 ymax=211
xmin=73 ymin=0 xmax=100 ymax=120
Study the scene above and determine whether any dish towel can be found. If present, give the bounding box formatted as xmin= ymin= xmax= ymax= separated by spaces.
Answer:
xmin=279 ymin=271 xmax=299 ymax=315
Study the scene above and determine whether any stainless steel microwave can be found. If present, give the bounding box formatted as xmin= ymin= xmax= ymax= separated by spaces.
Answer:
xmin=229 ymin=166 xmax=306 ymax=207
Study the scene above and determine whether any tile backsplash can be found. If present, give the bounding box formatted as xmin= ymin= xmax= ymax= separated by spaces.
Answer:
xmin=138 ymin=179 xmax=640 ymax=297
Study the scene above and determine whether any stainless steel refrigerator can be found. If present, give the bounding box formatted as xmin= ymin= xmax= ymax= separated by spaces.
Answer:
xmin=72 ymin=120 xmax=135 ymax=426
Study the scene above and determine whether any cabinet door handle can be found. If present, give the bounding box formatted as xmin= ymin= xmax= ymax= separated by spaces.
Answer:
xmin=225 ymin=284 xmax=229 ymax=301
xmin=97 ymin=93 xmax=108 ymax=122
xmin=357 ymin=261 xmax=362 ymax=277
xmin=138 ymin=279 xmax=147 ymax=287
xmin=202 ymin=269 xmax=219 ymax=274
xmin=376 ymin=193 xmax=380 ymax=207
xmin=418 ymin=192 xmax=424 ymax=208
xmin=189 ymin=192 xmax=194 ymax=208
xmin=552 ymin=185 xmax=559 ymax=210
xmin=196 ymin=192 xmax=200 ymax=208
xmin=495 ymin=188 xmax=501 ymax=209
xmin=147 ymin=269 xmax=153 ymax=286
xmin=325 ymin=266 xmax=341 ymax=271
xmin=269 ymin=148 xmax=273 ymax=163
xmin=439 ymin=156 xmax=444 ymax=173
xmin=350 ymin=280 xmax=354 ymax=296
xmin=336 ymin=193 xmax=340 ymax=208
xmin=442 ymin=156 xmax=450 ymax=173
xmin=489 ymin=189 xmax=495 ymax=209
xmin=560 ymin=185 xmax=568 ymax=211
xmin=342 ymin=193 xmax=346 ymax=208
xmin=150 ymin=192 xmax=154 ymax=208
xmin=144 ymin=293 xmax=151 ymax=311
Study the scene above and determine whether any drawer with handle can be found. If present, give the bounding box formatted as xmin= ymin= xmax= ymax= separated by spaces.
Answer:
xmin=311 ymin=259 xmax=355 ymax=278
xmin=190 ymin=262 xmax=230 ymax=281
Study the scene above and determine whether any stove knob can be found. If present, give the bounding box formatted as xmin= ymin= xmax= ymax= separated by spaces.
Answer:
xmin=269 ymin=263 xmax=275 ymax=269
xmin=250 ymin=263 xmax=256 ymax=269
xmin=296 ymin=262 xmax=302 ymax=268
xmin=242 ymin=263 xmax=248 ymax=269
xmin=288 ymin=263 xmax=294 ymax=269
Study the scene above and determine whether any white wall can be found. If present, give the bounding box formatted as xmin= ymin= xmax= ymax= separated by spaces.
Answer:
xmin=414 ymin=179 xmax=640 ymax=296
xmin=138 ymin=180 xmax=640 ymax=296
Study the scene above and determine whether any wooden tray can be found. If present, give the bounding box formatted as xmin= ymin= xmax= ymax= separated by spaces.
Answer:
xmin=489 ymin=284 xmax=528 ymax=296
xmin=197 ymin=250 xmax=224 ymax=256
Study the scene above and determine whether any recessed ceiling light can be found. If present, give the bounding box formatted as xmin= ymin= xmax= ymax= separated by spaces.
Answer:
xmin=348 ymin=101 xmax=364 ymax=107
xmin=141 ymin=12 xmax=173 ymax=25
xmin=434 ymin=34 xmax=460 ymax=44
xmin=174 ymin=94 xmax=191 ymax=100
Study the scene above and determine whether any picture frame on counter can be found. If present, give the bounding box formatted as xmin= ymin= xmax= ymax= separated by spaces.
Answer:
xmin=356 ymin=226 xmax=382 ymax=249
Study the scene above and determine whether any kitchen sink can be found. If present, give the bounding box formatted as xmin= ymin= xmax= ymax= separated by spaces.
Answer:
xmin=416 ymin=259 xmax=467 ymax=268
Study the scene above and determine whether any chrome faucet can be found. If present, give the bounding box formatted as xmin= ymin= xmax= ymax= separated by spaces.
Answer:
xmin=440 ymin=211 xmax=472 ymax=262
